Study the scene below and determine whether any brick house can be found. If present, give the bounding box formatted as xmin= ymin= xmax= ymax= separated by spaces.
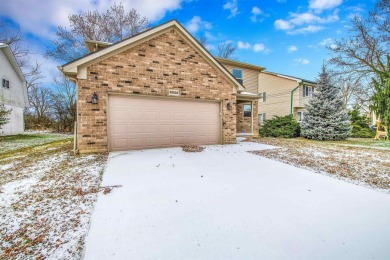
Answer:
xmin=59 ymin=20 xmax=262 ymax=153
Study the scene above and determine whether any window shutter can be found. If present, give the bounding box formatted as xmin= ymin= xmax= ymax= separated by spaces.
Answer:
xmin=303 ymin=86 xmax=306 ymax=97
xmin=263 ymin=92 xmax=266 ymax=102
xmin=263 ymin=113 xmax=266 ymax=121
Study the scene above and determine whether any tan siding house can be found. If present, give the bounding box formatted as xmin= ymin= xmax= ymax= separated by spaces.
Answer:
xmin=258 ymin=72 xmax=316 ymax=123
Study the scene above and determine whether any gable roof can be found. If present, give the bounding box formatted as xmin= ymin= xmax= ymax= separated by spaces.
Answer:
xmin=59 ymin=20 xmax=244 ymax=91
xmin=262 ymin=71 xmax=316 ymax=85
xmin=216 ymin=58 xmax=265 ymax=72
xmin=0 ymin=43 xmax=26 ymax=83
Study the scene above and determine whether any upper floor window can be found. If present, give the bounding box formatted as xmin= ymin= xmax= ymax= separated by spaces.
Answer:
xmin=2 ymin=79 xmax=10 ymax=89
xmin=232 ymin=68 xmax=243 ymax=85
xmin=303 ymin=85 xmax=313 ymax=97
xmin=243 ymin=104 xmax=252 ymax=117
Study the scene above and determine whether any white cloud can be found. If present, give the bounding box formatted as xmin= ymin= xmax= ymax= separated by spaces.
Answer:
xmin=223 ymin=0 xmax=239 ymax=18
xmin=287 ymin=25 xmax=324 ymax=35
xmin=253 ymin=43 xmax=266 ymax=52
xmin=236 ymin=41 xmax=270 ymax=53
xmin=294 ymin=58 xmax=310 ymax=65
xmin=186 ymin=16 xmax=212 ymax=33
xmin=275 ymin=19 xmax=293 ymax=30
xmin=0 ymin=0 xmax=184 ymax=39
xmin=319 ymin=37 xmax=332 ymax=46
xmin=287 ymin=45 xmax=298 ymax=53
xmin=237 ymin=41 xmax=251 ymax=49
xmin=309 ymin=0 xmax=342 ymax=12
xmin=274 ymin=10 xmax=338 ymax=34
xmin=250 ymin=6 xmax=266 ymax=22
xmin=204 ymin=31 xmax=216 ymax=41
xmin=319 ymin=38 xmax=337 ymax=48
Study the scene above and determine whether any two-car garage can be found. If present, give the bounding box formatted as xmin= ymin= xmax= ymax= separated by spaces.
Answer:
xmin=108 ymin=95 xmax=221 ymax=151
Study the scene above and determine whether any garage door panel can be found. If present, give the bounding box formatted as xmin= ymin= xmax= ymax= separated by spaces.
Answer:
xmin=145 ymin=124 xmax=158 ymax=133
xmin=173 ymin=136 xmax=186 ymax=145
xmin=109 ymin=95 xmax=220 ymax=151
xmin=159 ymin=125 xmax=171 ymax=132
xmin=128 ymin=124 xmax=144 ymax=133
xmin=129 ymin=111 xmax=144 ymax=120
xmin=145 ymin=111 xmax=158 ymax=120
xmin=111 ymin=138 xmax=129 ymax=149
xmin=111 ymin=124 xmax=128 ymax=134
xmin=128 ymin=138 xmax=144 ymax=149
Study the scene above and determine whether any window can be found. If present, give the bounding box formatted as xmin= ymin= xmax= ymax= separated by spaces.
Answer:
xmin=2 ymin=79 xmax=10 ymax=89
xmin=262 ymin=92 xmax=266 ymax=102
xmin=303 ymin=85 xmax=313 ymax=97
xmin=297 ymin=111 xmax=305 ymax=121
xmin=243 ymin=104 xmax=252 ymax=117
xmin=232 ymin=68 xmax=243 ymax=85
xmin=258 ymin=113 xmax=266 ymax=124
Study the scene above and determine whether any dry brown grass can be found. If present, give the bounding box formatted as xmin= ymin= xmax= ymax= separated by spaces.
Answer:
xmin=252 ymin=138 xmax=390 ymax=191
xmin=0 ymin=140 xmax=108 ymax=259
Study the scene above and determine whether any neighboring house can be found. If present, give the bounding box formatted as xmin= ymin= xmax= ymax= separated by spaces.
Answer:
xmin=258 ymin=71 xmax=316 ymax=124
xmin=0 ymin=43 xmax=28 ymax=135
xmin=59 ymin=20 xmax=262 ymax=153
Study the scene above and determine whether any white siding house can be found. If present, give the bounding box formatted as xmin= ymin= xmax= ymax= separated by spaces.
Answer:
xmin=0 ymin=43 xmax=28 ymax=135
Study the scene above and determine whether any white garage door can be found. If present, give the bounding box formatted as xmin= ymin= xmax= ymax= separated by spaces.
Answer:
xmin=108 ymin=95 xmax=221 ymax=151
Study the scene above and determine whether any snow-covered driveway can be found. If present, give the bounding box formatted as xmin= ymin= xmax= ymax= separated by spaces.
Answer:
xmin=83 ymin=141 xmax=390 ymax=259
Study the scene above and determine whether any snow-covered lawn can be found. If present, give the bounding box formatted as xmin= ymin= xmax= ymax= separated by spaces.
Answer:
xmin=0 ymin=139 xmax=107 ymax=259
xmin=253 ymin=138 xmax=390 ymax=191
xmin=83 ymin=141 xmax=390 ymax=259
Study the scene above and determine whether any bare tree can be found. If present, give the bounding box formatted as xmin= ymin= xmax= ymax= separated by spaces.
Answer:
xmin=45 ymin=2 xmax=149 ymax=63
xmin=0 ymin=23 xmax=43 ymax=89
xmin=216 ymin=41 xmax=237 ymax=59
xmin=197 ymin=35 xmax=208 ymax=48
xmin=328 ymin=0 xmax=389 ymax=79
xmin=28 ymin=84 xmax=52 ymax=126
xmin=50 ymin=74 xmax=76 ymax=132
xmin=332 ymin=74 xmax=372 ymax=112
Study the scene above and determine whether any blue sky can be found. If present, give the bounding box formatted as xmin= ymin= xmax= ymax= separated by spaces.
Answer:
xmin=0 ymin=0 xmax=373 ymax=82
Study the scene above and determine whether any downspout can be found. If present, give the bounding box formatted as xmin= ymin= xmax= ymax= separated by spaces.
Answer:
xmin=290 ymin=83 xmax=302 ymax=118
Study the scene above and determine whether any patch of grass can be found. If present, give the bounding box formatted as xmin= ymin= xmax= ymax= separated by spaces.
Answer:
xmin=0 ymin=137 xmax=108 ymax=259
xmin=253 ymin=137 xmax=390 ymax=191
xmin=332 ymin=138 xmax=390 ymax=149
xmin=255 ymin=137 xmax=390 ymax=150
xmin=0 ymin=133 xmax=72 ymax=155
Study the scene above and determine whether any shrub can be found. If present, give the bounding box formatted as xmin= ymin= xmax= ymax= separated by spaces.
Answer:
xmin=259 ymin=115 xmax=300 ymax=138
xmin=349 ymin=106 xmax=375 ymax=138
xmin=351 ymin=124 xmax=375 ymax=138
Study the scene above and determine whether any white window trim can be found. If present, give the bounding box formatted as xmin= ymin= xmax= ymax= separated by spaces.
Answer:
xmin=297 ymin=111 xmax=305 ymax=121
xmin=243 ymin=104 xmax=252 ymax=118
xmin=303 ymin=85 xmax=313 ymax=97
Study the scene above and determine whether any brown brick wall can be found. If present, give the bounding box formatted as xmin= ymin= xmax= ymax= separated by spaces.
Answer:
xmin=76 ymin=29 xmax=237 ymax=153
xmin=236 ymin=101 xmax=259 ymax=135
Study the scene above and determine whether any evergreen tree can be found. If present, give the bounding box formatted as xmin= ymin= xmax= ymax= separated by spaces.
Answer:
xmin=301 ymin=66 xmax=351 ymax=140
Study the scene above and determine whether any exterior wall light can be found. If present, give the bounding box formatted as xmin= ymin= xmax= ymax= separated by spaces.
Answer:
xmin=87 ymin=92 xmax=99 ymax=104
xmin=226 ymin=102 xmax=232 ymax=111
